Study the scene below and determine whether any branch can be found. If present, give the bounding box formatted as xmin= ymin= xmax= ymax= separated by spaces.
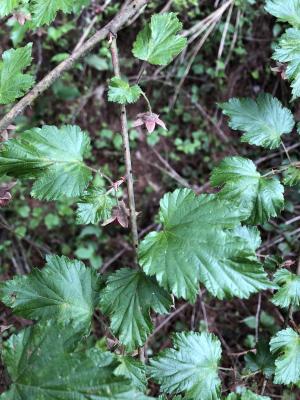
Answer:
xmin=0 ymin=0 xmax=148 ymax=132
xmin=110 ymin=36 xmax=139 ymax=256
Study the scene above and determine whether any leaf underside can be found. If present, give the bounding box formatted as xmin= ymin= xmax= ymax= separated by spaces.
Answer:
xmin=270 ymin=327 xmax=300 ymax=384
xmin=220 ymin=93 xmax=295 ymax=148
xmin=149 ymin=332 xmax=222 ymax=400
xmin=272 ymin=268 xmax=300 ymax=308
xmin=265 ymin=0 xmax=300 ymax=27
xmin=273 ymin=28 xmax=300 ymax=99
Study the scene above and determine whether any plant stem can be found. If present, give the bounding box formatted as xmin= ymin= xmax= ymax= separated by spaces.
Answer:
xmin=281 ymin=140 xmax=292 ymax=164
xmin=261 ymin=161 xmax=300 ymax=178
xmin=141 ymin=91 xmax=152 ymax=112
xmin=110 ymin=36 xmax=139 ymax=257
xmin=0 ymin=0 xmax=148 ymax=132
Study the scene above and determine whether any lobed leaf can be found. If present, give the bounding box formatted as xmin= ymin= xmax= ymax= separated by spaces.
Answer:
xmin=270 ymin=327 xmax=300 ymax=384
xmin=283 ymin=165 xmax=300 ymax=186
xmin=226 ymin=389 xmax=271 ymax=400
xmin=0 ymin=43 xmax=34 ymax=104
xmin=115 ymin=356 xmax=147 ymax=392
xmin=139 ymin=189 xmax=273 ymax=302
xmin=1 ymin=322 xmax=150 ymax=399
xmin=100 ymin=268 xmax=172 ymax=351
xmin=0 ymin=0 xmax=20 ymax=16
xmin=108 ymin=77 xmax=142 ymax=104
xmin=220 ymin=94 xmax=295 ymax=148
xmin=273 ymin=28 xmax=300 ymax=99
xmin=211 ymin=157 xmax=284 ymax=225
xmin=0 ymin=0 xmax=90 ymax=25
xmin=0 ymin=125 xmax=92 ymax=200
xmin=32 ymin=0 xmax=74 ymax=26
xmin=265 ymin=0 xmax=300 ymax=27
xmin=244 ymin=341 xmax=276 ymax=378
xmin=132 ymin=13 xmax=187 ymax=66
xmin=0 ymin=255 xmax=102 ymax=331
xmin=272 ymin=268 xmax=300 ymax=309
xmin=76 ymin=186 xmax=116 ymax=225
xmin=149 ymin=331 xmax=222 ymax=400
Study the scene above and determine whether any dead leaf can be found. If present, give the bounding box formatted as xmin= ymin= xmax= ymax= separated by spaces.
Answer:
xmin=0 ymin=182 xmax=17 ymax=207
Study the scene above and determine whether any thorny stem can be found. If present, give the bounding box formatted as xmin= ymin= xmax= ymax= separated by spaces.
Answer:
xmin=109 ymin=35 xmax=139 ymax=259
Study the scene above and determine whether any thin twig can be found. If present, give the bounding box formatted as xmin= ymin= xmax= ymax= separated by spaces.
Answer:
xmin=73 ymin=15 xmax=99 ymax=52
xmin=217 ymin=2 xmax=233 ymax=60
xmin=161 ymin=0 xmax=174 ymax=12
xmin=199 ymin=289 xmax=208 ymax=329
xmin=151 ymin=147 xmax=193 ymax=188
xmin=171 ymin=20 xmax=218 ymax=107
xmin=255 ymin=293 xmax=262 ymax=344
xmin=256 ymin=142 xmax=300 ymax=165
xmin=100 ymin=223 xmax=157 ymax=273
xmin=281 ymin=140 xmax=292 ymax=164
xmin=0 ymin=0 xmax=148 ymax=132
xmin=110 ymin=36 xmax=139 ymax=256
xmin=224 ymin=9 xmax=241 ymax=67
xmin=148 ymin=303 xmax=189 ymax=340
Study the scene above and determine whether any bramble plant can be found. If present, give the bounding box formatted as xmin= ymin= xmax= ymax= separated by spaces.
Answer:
xmin=0 ymin=1 xmax=300 ymax=399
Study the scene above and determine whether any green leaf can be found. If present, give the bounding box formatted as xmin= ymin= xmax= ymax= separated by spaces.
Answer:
xmin=1 ymin=322 xmax=149 ymax=399
xmin=115 ymin=356 xmax=147 ymax=392
xmin=265 ymin=0 xmax=300 ymax=27
xmin=273 ymin=28 xmax=300 ymax=100
xmin=270 ymin=327 xmax=300 ymax=384
xmin=284 ymin=165 xmax=300 ymax=186
xmin=0 ymin=125 xmax=92 ymax=200
xmin=0 ymin=0 xmax=20 ymax=16
xmin=108 ymin=77 xmax=142 ymax=104
xmin=132 ymin=13 xmax=187 ymax=66
xmin=76 ymin=186 xmax=116 ymax=225
xmin=149 ymin=332 xmax=222 ymax=400
xmin=0 ymin=44 xmax=34 ymax=104
xmin=220 ymin=94 xmax=295 ymax=148
xmin=32 ymin=0 xmax=74 ymax=26
xmin=226 ymin=389 xmax=271 ymax=400
xmin=233 ymin=226 xmax=262 ymax=252
xmin=139 ymin=189 xmax=273 ymax=302
xmin=211 ymin=157 xmax=284 ymax=224
xmin=85 ymin=54 xmax=109 ymax=71
xmin=100 ymin=268 xmax=172 ymax=351
xmin=0 ymin=255 xmax=101 ymax=331
xmin=245 ymin=341 xmax=276 ymax=378
xmin=272 ymin=268 xmax=300 ymax=309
